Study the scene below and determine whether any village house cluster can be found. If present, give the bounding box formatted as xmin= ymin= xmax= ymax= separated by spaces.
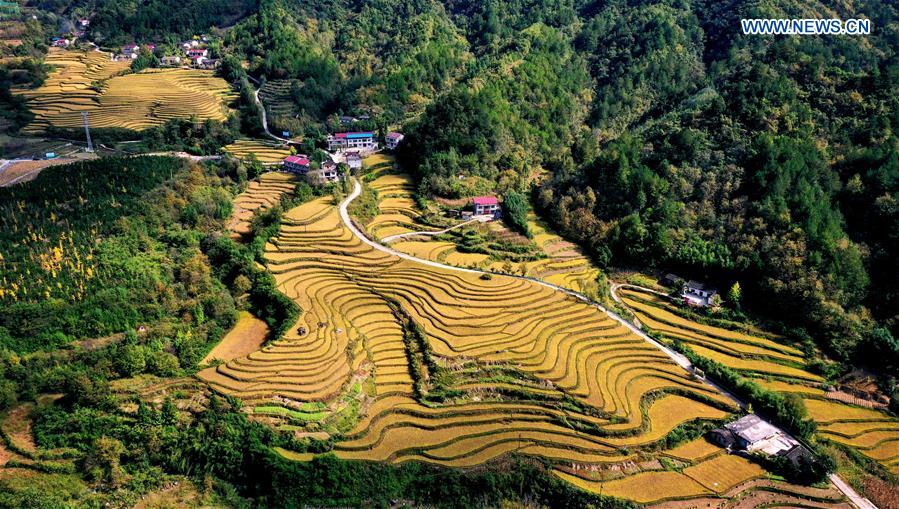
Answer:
xmin=113 ymin=34 xmax=217 ymax=69
xmin=327 ymin=132 xmax=377 ymax=152
xmin=282 ymin=155 xmax=341 ymax=185
xmin=277 ymin=131 xmax=405 ymax=186
xmin=51 ymin=18 xmax=90 ymax=47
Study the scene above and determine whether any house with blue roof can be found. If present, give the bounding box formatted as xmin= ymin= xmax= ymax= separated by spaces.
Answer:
xmin=328 ymin=132 xmax=376 ymax=152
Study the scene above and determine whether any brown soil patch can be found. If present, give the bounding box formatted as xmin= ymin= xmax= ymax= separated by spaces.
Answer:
xmin=202 ymin=311 xmax=269 ymax=364
xmin=863 ymin=476 xmax=899 ymax=509
xmin=1 ymin=404 xmax=36 ymax=454
xmin=826 ymin=390 xmax=888 ymax=409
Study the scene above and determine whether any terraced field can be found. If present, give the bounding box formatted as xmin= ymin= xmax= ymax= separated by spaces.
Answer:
xmin=257 ymin=79 xmax=297 ymax=120
xmin=618 ymin=286 xmax=899 ymax=476
xmin=15 ymin=49 xmax=236 ymax=132
xmin=198 ymin=194 xmax=747 ymax=480
xmin=228 ymin=172 xmax=298 ymax=238
xmin=364 ymin=168 xmax=601 ymax=294
xmin=223 ymin=139 xmax=291 ymax=164
xmin=558 ymin=442 xmax=851 ymax=507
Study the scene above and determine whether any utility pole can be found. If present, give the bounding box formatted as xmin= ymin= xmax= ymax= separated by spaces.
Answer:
xmin=82 ymin=112 xmax=93 ymax=153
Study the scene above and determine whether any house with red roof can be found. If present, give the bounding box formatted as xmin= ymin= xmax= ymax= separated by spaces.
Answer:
xmin=282 ymin=155 xmax=310 ymax=174
xmin=472 ymin=196 xmax=500 ymax=218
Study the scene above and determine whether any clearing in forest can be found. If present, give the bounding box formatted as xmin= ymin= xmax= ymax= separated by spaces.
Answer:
xmin=191 ymin=183 xmax=872 ymax=505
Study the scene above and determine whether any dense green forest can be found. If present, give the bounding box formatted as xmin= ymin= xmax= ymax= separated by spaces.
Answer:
xmin=0 ymin=157 xmax=238 ymax=355
xmin=390 ymin=0 xmax=898 ymax=379
xmin=85 ymin=0 xmax=258 ymax=43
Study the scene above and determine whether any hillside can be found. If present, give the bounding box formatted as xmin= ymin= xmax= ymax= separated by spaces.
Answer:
xmin=0 ymin=0 xmax=896 ymax=507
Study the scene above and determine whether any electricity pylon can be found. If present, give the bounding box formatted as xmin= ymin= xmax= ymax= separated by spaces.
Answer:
xmin=82 ymin=112 xmax=93 ymax=153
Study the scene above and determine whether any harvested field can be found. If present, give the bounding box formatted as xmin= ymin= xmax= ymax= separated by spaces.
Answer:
xmin=1 ymin=404 xmax=36 ymax=455
xmin=682 ymin=453 xmax=765 ymax=493
xmin=223 ymin=139 xmax=291 ymax=164
xmin=15 ymin=49 xmax=235 ymax=133
xmin=616 ymin=286 xmax=899 ymax=478
xmin=198 ymin=190 xmax=742 ymax=488
xmin=556 ymin=470 xmax=711 ymax=503
xmin=202 ymin=311 xmax=270 ymax=364
xmin=647 ymin=478 xmax=852 ymax=509
xmin=0 ymin=158 xmax=83 ymax=187
xmin=228 ymin=172 xmax=297 ymax=237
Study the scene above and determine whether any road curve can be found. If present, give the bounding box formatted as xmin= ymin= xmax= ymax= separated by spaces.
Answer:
xmin=339 ymin=179 xmax=877 ymax=509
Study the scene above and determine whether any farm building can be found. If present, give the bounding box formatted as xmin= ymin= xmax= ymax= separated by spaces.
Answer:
xmin=386 ymin=132 xmax=404 ymax=150
xmin=282 ymin=155 xmax=310 ymax=174
xmin=122 ymin=44 xmax=140 ymax=58
xmin=328 ymin=132 xmax=376 ymax=152
xmin=345 ymin=152 xmax=363 ymax=171
xmin=709 ymin=414 xmax=798 ymax=455
xmin=472 ymin=196 xmax=500 ymax=218
xmin=683 ymin=280 xmax=717 ymax=307
xmin=308 ymin=163 xmax=340 ymax=185
xmin=661 ymin=273 xmax=685 ymax=288
xmin=160 ymin=56 xmax=182 ymax=66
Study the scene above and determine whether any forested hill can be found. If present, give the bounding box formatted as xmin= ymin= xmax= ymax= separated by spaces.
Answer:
xmin=399 ymin=0 xmax=897 ymax=374
xmin=47 ymin=0 xmax=899 ymax=370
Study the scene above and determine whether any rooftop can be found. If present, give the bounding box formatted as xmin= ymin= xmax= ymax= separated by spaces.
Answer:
xmin=686 ymin=280 xmax=716 ymax=293
xmin=386 ymin=132 xmax=404 ymax=139
xmin=725 ymin=414 xmax=781 ymax=444
xmin=472 ymin=196 xmax=498 ymax=206
xmin=283 ymin=155 xmax=310 ymax=166
xmin=334 ymin=132 xmax=374 ymax=139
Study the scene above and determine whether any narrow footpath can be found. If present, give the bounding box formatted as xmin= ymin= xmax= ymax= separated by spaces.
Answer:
xmin=380 ymin=218 xmax=482 ymax=244
xmin=338 ymin=178 xmax=877 ymax=509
